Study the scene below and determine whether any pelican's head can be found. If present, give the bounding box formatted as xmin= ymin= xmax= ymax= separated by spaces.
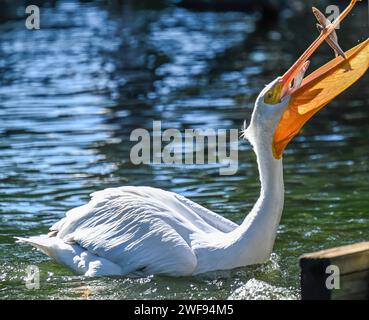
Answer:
xmin=244 ymin=1 xmax=369 ymax=159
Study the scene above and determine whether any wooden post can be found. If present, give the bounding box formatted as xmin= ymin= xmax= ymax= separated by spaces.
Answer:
xmin=300 ymin=241 xmax=369 ymax=300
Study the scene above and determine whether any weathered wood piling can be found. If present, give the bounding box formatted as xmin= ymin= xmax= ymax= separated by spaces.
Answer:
xmin=300 ymin=241 xmax=369 ymax=300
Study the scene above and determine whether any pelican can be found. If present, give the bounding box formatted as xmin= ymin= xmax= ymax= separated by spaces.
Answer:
xmin=17 ymin=0 xmax=369 ymax=277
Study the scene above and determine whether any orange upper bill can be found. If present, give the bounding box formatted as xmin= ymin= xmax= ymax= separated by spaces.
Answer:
xmin=273 ymin=38 xmax=369 ymax=159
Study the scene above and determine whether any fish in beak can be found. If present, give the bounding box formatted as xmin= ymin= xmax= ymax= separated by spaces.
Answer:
xmin=313 ymin=6 xmax=347 ymax=59
xmin=270 ymin=0 xmax=369 ymax=159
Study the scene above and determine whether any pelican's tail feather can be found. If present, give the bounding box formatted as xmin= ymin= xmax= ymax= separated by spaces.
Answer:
xmin=16 ymin=235 xmax=55 ymax=256
xmin=16 ymin=235 xmax=123 ymax=277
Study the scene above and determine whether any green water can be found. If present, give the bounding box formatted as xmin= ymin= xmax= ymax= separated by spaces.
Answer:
xmin=0 ymin=1 xmax=368 ymax=300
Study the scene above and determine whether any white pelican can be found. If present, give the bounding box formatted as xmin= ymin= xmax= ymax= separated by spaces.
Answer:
xmin=17 ymin=0 xmax=369 ymax=277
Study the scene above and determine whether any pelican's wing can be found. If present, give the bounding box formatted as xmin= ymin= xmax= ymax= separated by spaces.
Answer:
xmin=49 ymin=187 xmax=202 ymax=276
xmin=97 ymin=187 xmax=239 ymax=232
xmin=172 ymin=193 xmax=238 ymax=233
xmin=55 ymin=186 xmax=238 ymax=233
xmin=47 ymin=186 xmax=238 ymax=276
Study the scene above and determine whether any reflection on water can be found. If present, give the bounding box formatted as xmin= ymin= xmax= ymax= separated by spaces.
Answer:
xmin=0 ymin=1 xmax=368 ymax=299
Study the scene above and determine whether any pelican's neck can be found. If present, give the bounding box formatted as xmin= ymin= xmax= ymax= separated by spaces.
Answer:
xmin=230 ymin=134 xmax=284 ymax=265
xmin=242 ymin=138 xmax=284 ymax=229
xmin=253 ymin=140 xmax=284 ymax=203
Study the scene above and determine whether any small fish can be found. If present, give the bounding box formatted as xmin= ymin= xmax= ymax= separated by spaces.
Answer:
xmin=292 ymin=60 xmax=310 ymax=91
xmin=312 ymin=7 xmax=347 ymax=59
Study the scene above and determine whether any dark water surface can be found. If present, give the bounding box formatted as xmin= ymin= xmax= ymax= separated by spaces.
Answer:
xmin=0 ymin=1 xmax=368 ymax=299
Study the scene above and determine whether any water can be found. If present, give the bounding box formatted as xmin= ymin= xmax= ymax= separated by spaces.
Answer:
xmin=0 ymin=1 xmax=368 ymax=300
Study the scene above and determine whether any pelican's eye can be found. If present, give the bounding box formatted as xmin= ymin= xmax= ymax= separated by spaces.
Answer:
xmin=265 ymin=90 xmax=274 ymax=102
xmin=264 ymin=82 xmax=283 ymax=105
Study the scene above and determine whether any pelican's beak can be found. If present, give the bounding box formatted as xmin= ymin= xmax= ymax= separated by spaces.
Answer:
xmin=271 ymin=0 xmax=369 ymax=159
